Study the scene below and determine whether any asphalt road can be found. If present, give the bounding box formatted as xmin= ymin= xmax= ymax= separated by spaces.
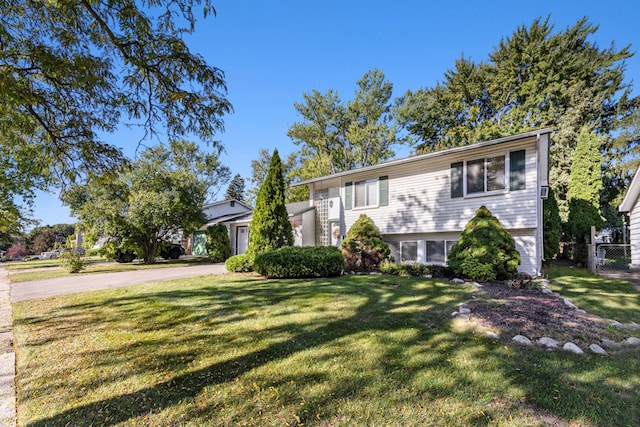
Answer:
xmin=10 ymin=263 xmax=228 ymax=302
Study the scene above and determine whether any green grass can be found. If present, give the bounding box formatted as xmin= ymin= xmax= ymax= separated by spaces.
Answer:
xmin=545 ymin=266 xmax=640 ymax=323
xmin=13 ymin=274 xmax=640 ymax=426
xmin=7 ymin=256 xmax=212 ymax=283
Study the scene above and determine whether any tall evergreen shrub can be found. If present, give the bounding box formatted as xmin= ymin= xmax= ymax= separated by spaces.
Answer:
xmin=247 ymin=149 xmax=294 ymax=257
xmin=206 ymin=224 xmax=231 ymax=262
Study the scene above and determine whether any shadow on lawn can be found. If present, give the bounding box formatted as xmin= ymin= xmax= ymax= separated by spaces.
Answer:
xmin=18 ymin=274 xmax=640 ymax=426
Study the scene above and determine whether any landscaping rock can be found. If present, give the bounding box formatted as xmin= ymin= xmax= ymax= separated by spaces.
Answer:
xmin=627 ymin=322 xmax=640 ymax=330
xmin=623 ymin=337 xmax=640 ymax=346
xmin=485 ymin=331 xmax=500 ymax=340
xmin=600 ymin=339 xmax=622 ymax=350
xmin=538 ymin=337 xmax=559 ymax=349
xmin=562 ymin=342 xmax=584 ymax=354
xmin=563 ymin=299 xmax=578 ymax=309
xmin=610 ymin=320 xmax=622 ymax=329
xmin=589 ymin=344 xmax=608 ymax=355
xmin=541 ymin=288 xmax=553 ymax=294
xmin=451 ymin=278 xmax=465 ymax=284
xmin=459 ymin=307 xmax=471 ymax=314
xmin=574 ymin=309 xmax=587 ymax=315
xmin=512 ymin=335 xmax=532 ymax=345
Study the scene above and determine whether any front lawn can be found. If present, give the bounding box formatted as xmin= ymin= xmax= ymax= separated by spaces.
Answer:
xmin=13 ymin=274 xmax=640 ymax=426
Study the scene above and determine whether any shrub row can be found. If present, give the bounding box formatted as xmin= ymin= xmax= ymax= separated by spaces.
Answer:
xmin=254 ymin=246 xmax=344 ymax=279
xmin=379 ymin=261 xmax=454 ymax=278
xmin=225 ymin=254 xmax=254 ymax=273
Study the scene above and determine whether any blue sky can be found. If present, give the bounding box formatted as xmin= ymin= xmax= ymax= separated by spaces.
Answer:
xmin=33 ymin=0 xmax=640 ymax=226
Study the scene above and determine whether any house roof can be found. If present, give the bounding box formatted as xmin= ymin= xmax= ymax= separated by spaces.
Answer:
xmin=292 ymin=128 xmax=554 ymax=186
xmin=202 ymin=198 xmax=252 ymax=211
xmin=619 ymin=168 xmax=640 ymax=212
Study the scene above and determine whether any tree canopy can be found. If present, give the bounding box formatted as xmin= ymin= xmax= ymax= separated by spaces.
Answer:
xmin=225 ymin=174 xmax=246 ymax=202
xmin=288 ymin=69 xmax=405 ymax=179
xmin=395 ymin=16 xmax=636 ymax=219
xmin=64 ymin=140 xmax=229 ymax=263
xmin=1 ymin=0 xmax=231 ymax=227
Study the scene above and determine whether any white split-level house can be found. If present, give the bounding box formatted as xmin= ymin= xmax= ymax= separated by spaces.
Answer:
xmin=194 ymin=128 xmax=552 ymax=277
xmin=290 ymin=128 xmax=552 ymax=277
xmin=618 ymin=170 xmax=640 ymax=267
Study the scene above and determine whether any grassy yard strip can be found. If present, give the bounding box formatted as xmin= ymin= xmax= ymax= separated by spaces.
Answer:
xmin=7 ymin=257 xmax=211 ymax=283
xmin=545 ymin=266 xmax=640 ymax=324
xmin=14 ymin=274 xmax=640 ymax=426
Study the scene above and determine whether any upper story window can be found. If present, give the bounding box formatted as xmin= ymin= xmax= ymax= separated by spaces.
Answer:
xmin=344 ymin=176 xmax=388 ymax=210
xmin=466 ymin=155 xmax=506 ymax=194
xmin=355 ymin=179 xmax=378 ymax=208
xmin=451 ymin=150 xmax=525 ymax=198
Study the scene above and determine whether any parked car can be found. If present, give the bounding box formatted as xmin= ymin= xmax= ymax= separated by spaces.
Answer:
xmin=39 ymin=250 xmax=61 ymax=260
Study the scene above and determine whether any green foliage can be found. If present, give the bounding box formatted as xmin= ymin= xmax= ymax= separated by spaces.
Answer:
xmin=254 ymin=246 xmax=344 ymax=278
xmin=447 ymin=206 xmax=521 ymax=281
xmin=247 ymin=149 xmax=294 ymax=257
xmin=205 ymin=224 xmax=231 ymax=263
xmin=567 ymin=128 xmax=604 ymax=263
xmin=64 ymin=141 xmax=227 ymax=264
xmin=225 ymin=174 xmax=246 ymax=202
xmin=60 ymin=251 xmax=86 ymax=274
xmin=287 ymin=69 xmax=406 ymax=184
xmin=543 ymin=188 xmax=562 ymax=262
xmin=379 ymin=261 xmax=454 ymax=278
xmin=341 ymin=214 xmax=390 ymax=272
xmin=395 ymin=17 xmax=636 ymax=220
xmin=225 ymin=254 xmax=254 ymax=273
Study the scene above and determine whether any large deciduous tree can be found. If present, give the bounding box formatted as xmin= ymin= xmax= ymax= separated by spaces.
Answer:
xmin=287 ymin=69 xmax=405 ymax=188
xmin=396 ymin=17 xmax=636 ymax=219
xmin=64 ymin=140 xmax=229 ymax=263
xmin=1 ymin=0 xmax=231 ymax=227
xmin=247 ymin=149 xmax=293 ymax=257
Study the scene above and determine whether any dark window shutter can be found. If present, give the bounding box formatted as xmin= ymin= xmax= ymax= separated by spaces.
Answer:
xmin=510 ymin=150 xmax=526 ymax=190
xmin=451 ymin=162 xmax=463 ymax=198
xmin=379 ymin=176 xmax=388 ymax=206
xmin=344 ymin=182 xmax=353 ymax=210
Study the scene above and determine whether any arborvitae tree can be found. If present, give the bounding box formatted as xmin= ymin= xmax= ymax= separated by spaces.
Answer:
xmin=225 ymin=174 xmax=246 ymax=202
xmin=543 ymin=188 xmax=562 ymax=263
xmin=567 ymin=128 xmax=603 ymax=264
xmin=447 ymin=206 xmax=521 ymax=282
xmin=247 ymin=149 xmax=293 ymax=257
xmin=205 ymin=224 xmax=231 ymax=262
xmin=341 ymin=214 xmax=390 ymax=272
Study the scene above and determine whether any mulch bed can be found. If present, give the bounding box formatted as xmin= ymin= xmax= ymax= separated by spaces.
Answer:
xmin=467 ymin=282 xmax=619 ymax=344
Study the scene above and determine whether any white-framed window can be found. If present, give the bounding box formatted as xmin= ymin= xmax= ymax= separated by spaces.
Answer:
xmin=466 ymin=155 xmax=506 ymax=195
xmin=354 ymin=179 xmax=378 ymax=208
xmin=451 ymin=150 xmax=525 ymax=199
xmin=425 ymin=240 xmax=457 ymax=265
xmin=400 ymin=241 xmax=418 ymax=263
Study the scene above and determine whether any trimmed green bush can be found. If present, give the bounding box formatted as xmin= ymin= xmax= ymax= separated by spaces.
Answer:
xmin=60 ymin=251 xmax=86 ymax=273
xmin=379 ymin=261 xmax=454 ymax=278
xmin=447 ymin=205 xmax=520 ymax=282
xmin=341 ymin=214 xmax=390 ymax=272
xmin=254 ymin=246 xmax=344 ymax=278
xmin=206 ymin=224 xmax=231 ymax=262
xmin=225 ymin=254 xmax=253 ymax=273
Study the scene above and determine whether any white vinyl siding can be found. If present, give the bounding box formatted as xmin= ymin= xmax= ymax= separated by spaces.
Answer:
xmin=629 ymin=196 xmax=640 ymax=267
xmin=312 ymin=136 xmax=541 ymax=275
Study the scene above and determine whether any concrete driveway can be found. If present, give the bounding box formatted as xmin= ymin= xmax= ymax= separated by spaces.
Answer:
xmin=10 ymin=263 xmax=228 ymax=302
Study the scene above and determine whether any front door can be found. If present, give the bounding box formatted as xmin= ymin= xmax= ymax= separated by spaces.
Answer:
xmin=236 ymin=226 xmax=248 ymax=254
xmin=192 ymin=231 xmax=207 ymax=256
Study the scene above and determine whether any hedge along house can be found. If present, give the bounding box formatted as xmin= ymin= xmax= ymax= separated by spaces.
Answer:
xmin=291 ymin=128 xmax=552 ymax=277
xmin=618 ymin=169 xmax=640 ymax=267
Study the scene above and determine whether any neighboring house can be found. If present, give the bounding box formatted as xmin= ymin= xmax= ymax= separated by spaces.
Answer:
xmin=191 ymin=199 xmax=252 ymax=256
xmin=291 ymin=128 xmax=552 ymax=276
xmin=618 ymin=170 xmax=640 ymax=267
